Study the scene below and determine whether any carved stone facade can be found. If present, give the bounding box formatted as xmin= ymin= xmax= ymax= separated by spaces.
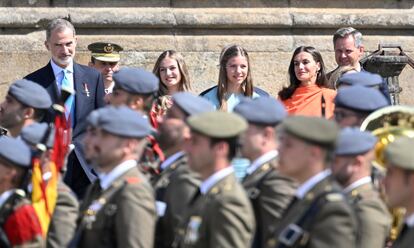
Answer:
xmin=0 ymin=0 xmax=413 ymax=103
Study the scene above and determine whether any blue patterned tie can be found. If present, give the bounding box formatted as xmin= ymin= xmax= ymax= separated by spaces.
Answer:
xmin=61 ymin=70 xmax=74 ymax=123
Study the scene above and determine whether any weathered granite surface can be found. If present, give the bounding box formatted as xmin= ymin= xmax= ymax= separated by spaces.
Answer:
xmin=0 ymin=1 xmax=413 ymax=105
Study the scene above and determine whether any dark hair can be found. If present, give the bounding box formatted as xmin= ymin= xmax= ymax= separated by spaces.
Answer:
xmin=20 ymin=103 xmax=47 ymax=122
xmin=33 ymin=108 xmax=47 ymax=122
xmin=152 ymin=50 xmax=191 ymax=97
xmin=278 ymin=46 xmax=328 ymax=100
xmin=217 ymin=45 xmax=253 ymax=110
xmin=210 ymin=136 xmax=238 ymax=161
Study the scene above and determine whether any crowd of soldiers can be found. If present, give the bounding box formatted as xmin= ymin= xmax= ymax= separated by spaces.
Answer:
xmin=0 ymin=17 xmax=412 ymax=248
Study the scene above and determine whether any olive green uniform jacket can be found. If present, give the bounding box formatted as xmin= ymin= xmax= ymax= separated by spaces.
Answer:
xmin=345 ymin=181 xmax=391 ymax=248
xmin=152 ymin=154 xmax=201 ymax=248
xmin=242 ymin=157 xmax=297 ymax=248
xmin=46 ymin=179 xmax=79 ymax=248
xmin=174 ymin=172 xmax=255 ymax=248
xmin=75 ymin=167 xmax=156 ymax=248
xmin=266 ymin=176 xmax=356 ymax=248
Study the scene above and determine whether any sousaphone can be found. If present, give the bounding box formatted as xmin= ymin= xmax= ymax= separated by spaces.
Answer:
xmin=360 ymin=105 xmax=414 ymax=241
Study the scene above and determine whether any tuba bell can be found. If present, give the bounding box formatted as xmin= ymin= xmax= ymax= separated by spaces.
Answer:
xmin=360 ymin=105 xmax=414 ymax=242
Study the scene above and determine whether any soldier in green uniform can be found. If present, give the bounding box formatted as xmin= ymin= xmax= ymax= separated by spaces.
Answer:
xmin=234 ymin=97 xmax=296 ymax=248
xmin=110 ymin=67 xmax=164 ymax=176
xmin=20 ymin=122 xmax=79 ymax=248
xmin=110 ymin=67 xmax=158 ymax=114
xmin=87 ymin=42 xmax=123 ymax=101
xmin=153 ymin=92 xmax=213 ymax=248
xmin=173 ymin=111 xmax=255 ymax=248
xmin=384 ymin=137 xmax=414 ymax=248
xmin=0 ymin=136 xmax=43 ymax=247
xmin=0 ymin=79 xmax=52 ymax=137
xmin=266 ymin=116 xmax=356 ymax=248
xmin=332 ymin=127 xmax=391 ymax=248
xmin=70 ymin=106 xmax=156 ymax=248
xmin=334 ymin=85 xmax=388 ymax=128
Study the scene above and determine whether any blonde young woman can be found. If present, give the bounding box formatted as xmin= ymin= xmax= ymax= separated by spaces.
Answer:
xmin=201 ymin=45 xmax=268 ymax=112
xmin=151 ymin=50 xmax=191 ymax=128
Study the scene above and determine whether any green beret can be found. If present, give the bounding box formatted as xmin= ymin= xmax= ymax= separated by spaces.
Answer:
xmin=187 ymin=111 xmax=247 ymax=138
xmin=385 ymin=137 xmax=414 ymax=170
xmin=281 ymin=116 xmax=339 ymax=147
xmin=88 ymin=42 xmax=123 ymax=62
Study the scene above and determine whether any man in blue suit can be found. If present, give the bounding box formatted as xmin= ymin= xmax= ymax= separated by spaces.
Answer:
xmin=25 ymin=18 xmax=105 ymax=199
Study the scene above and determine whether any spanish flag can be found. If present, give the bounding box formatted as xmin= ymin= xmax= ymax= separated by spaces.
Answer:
xmin=31 ymin=157 xmax=58 ymax=237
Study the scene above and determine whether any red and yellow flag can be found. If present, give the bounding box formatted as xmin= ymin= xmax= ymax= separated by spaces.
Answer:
xmin=31 ymin=157 xmax=58 ymax=237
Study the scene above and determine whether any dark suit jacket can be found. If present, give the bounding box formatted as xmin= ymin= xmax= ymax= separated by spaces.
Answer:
xmin=25 ymin=61 xmax=105 ymax=198
xmin=25 ymin=61 xmax=105 ymax=140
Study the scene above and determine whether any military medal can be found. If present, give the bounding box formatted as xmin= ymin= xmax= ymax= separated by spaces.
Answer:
xmin=83 ymin=83 xmax=90 ymax=97
xmin=184 ymin=216 xmax=202 ymax=244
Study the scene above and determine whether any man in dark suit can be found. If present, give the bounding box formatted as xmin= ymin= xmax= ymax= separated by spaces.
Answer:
xmin=25 ymin=18 xmax=105 ymax=199
xmin=328 ymin=27 xmax=390 ymax=102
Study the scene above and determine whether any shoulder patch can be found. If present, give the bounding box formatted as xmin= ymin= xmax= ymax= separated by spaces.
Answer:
xmin=125 ymin=177 xmax=141 ymax=184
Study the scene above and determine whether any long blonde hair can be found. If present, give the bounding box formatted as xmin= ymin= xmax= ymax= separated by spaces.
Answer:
xmin=152 ymin=50 xmax=191 ymax=96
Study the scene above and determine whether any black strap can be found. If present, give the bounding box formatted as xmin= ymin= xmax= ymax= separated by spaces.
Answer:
xmin=244 ymin=163 xmax=273 ymax=200
xmin=277 ymin=190 xmax=341 ymax=248
xmin=321 ymin=95 xmax=326 ymax=118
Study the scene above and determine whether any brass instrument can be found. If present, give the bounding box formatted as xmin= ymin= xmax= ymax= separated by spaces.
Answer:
xmin=360 ymin=105 xmax=414 ymax=242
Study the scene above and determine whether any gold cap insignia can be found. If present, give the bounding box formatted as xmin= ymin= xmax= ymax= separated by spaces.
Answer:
xmin=104 ymin=44 xmax=114 ymax=53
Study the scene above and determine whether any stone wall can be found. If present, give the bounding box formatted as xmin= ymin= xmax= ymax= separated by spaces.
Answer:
xmin=0 ymin=0 xmax=414 ymax=104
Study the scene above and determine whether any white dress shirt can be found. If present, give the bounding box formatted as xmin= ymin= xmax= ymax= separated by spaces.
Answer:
xmin=50 ymin=59 xmax=74 ymax=92
xmin=160 ymin=151 xmax=185 ymax=171
xmin=343 ymin=176 xmax=372 ymax=194
xmin=99 ymin=160 xmax=137 ymax=191
xmin=296 ymin=169 xmax=331 ymax=199
xmin=245 ymin=150 xmax=278 ymax=175
xmin=200 ymin=166 xmax=234 ymax=195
